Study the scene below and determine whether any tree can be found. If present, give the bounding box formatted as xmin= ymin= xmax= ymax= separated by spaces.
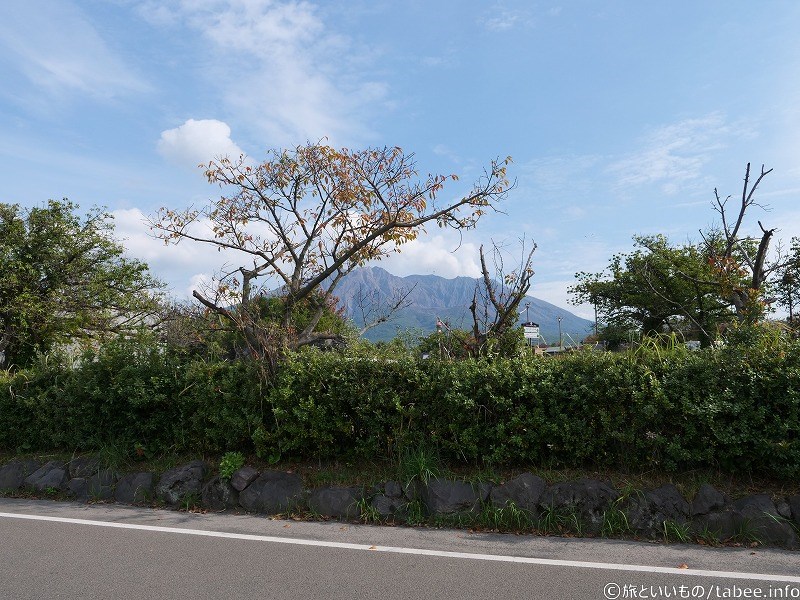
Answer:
xmin=774 ymin=237 xmax=800 ymax=328
xmin=570 ymin=235 xmax=733 ymax=347
xmin=0 ymin=200 xmax=162 ymax=368
xmin=570 ymin=163 xmax=785 ymax=346
xmin=468 ymin=238 xmax=535 ymax=356
xmin=151 ymin=143 xmax=512 ymax=368
xmin=417 ymin=325 xmax=474 ymax=360
xmin=701 ymin=163 xmax=781 ymax=321
xmin=411 ymin=240 xmax=535 ymax=360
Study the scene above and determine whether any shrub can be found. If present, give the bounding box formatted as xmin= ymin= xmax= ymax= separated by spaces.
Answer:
xmin=219 ymin=451 xmax=245 ymax=481
xmin=1 ymin=331 xmax=798 ymax=479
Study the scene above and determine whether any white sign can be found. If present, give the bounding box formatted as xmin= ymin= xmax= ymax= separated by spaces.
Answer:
xmin=523 ymin=323 xmax=540 ymax=339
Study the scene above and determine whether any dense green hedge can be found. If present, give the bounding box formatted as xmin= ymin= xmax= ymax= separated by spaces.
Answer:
xmin=1 ymin=335 xmax=798 ymax=478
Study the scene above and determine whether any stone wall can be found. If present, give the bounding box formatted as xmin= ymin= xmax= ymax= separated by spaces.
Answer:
xmin=1 ymin=457 xmax=798 ymax=549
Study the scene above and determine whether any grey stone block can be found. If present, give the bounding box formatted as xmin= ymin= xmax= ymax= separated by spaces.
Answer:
xmin=309 ymin=486 xmax=362 ymax=519
xmin=539 ymin=479 xmax=619 ymax=533
xmin=694 ymin=494 xmax=797 ymax=549
xmin=691 ymin=483 xmax=728 ymax=516
xmin=420 ymin=478 xmax=483 ymax=515
xmin=68 ymin=456 xmax=100 ymax=479
xmin=156 ymin=460 xmax=207 ymax=505
xmin=371 ymin=494 xmax=407 ymax=518
xmin=775 ymin=498 xmax=791 ymax=520
xmin=627 ymin=484 xmax=690 ymax=537
xmin=115 ymin=473 xmax=154 ymax=504
xmin=202 ymin=476 xmax=240 ymax=511
xmin=384 ymin=480 xmax=403 ymax=499
xmin=788 ymin=495 xmax=800 ymax=528
xmin=239 ymin=471 xmax=303 ymax=514
xmin=0 ymin=459 xmax=42 ymax=491
xmin=490 ymin=473 xmax=546 ymax=515
xmin=86 ymin=469 xmax=117 ymax=500
xmin=67 ymin=478 xmax=89 ymax=501
xmin=540 ymin=479 xmax=618 ymax=512
xmin=732 ymin=494 xmax=797 ymax=548
xmin=24 ymin=461 xmax=68 ymax=492
xmin=230 ymin=466 xmax=259 ymax=492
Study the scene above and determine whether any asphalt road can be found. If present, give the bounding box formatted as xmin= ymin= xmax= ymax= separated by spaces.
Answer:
xmin=1 ymin=498 xmax=798 ymax=600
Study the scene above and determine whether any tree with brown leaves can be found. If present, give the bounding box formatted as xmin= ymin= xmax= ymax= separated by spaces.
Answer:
xmin=151 ymin=143 xmax=512 ymax=369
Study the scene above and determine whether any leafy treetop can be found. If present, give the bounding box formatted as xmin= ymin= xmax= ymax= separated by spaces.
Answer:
xmin=0 ymin=199 xmax=162 ymax=368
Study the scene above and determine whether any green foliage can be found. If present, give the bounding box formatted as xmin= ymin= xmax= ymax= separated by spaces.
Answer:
xmin=356 ymin=497 xmax=381 ymax=524
xmin=219 ymin=291 xmax=357 ymax=360
xmin=571 ymin=235 xmax=735 ymax=348
xmin=219 ymin=451 xmax=245 ymax=481
xmin=694 ymin=525 xmax=722 ymax=546
xmin=730 ymin=519 xmax=763 ymax=546
xmin=97 ymin=440 xmax=134 ymax=471
xmin=397 ymin=444 xmax=443 ymax=485
xmin=536 ymin=503 xmax=576 ymax=535
xmin=775 ymin=236 xmax=800 ymax=325
xmin=254 ymin=292 xmax=354 ymax=339
xmin=1 ymin=330 xmax=799 ymax=480
xmin=404 ymin=499 xmax=426 ymax=526
xmin=600 ymin=506 xmax=631 ymax=538
xmin=630 ymin=332 xmax=688 ymax=365
xmin=662 ymin=520 xmax=692 ymax=543
xmin=416 ymin=325 xmax=526 ymax=360
xmin=416 ymin=328 xmax=473 ymax=360
xmin=260 ymin=344 xmax=423 ymax=461
xmin=0 ymin=200 xmax=162 ymax=369
xmin=596 ymin=323 xmax=638 ymax=351
xmin=0 ymin=335 xmax=265 ymax=456
xmin=480 ymin=501 xmax=535 ymax=532
xmin=720 ymin=320 xmax=787 ymax=348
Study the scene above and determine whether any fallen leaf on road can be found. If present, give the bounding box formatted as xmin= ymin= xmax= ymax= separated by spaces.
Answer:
xmin=678 ymin=564 xmax=689 ymax=569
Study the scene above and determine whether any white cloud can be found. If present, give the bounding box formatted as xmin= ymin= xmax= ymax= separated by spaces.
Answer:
xmin=135 ymin=1 xmax=180 ymax=27
xmin=379 ymin=235 xmax=482 ymax=279
xmin=480 ymin=4 xmax=536 ymax=31
xmin=483 ymin=10 xmax=521 ymax=31
xmin=161 ymin=0 xmax=387 ymax=147
xmin=432 ymin=144 xmax=462 ymax=164
xmin=520 ymin=154 xmax=602 ymax=194
xmin=608 ymin=113 xmax=756 ymax=194
xmin=564 ymin=206 xmax=587 ymax=219
xmin=0 ymin=0 xmax=148 ymax=100
xmin=112 ymin=207 xmax=255 ymax=299
xmin=422 ymin=56 xmax=450 ymax=68
xmin=157 ymin=119 xmax=245 ymax=167
xmin=187 ymin=273 xmax=215 ymax=300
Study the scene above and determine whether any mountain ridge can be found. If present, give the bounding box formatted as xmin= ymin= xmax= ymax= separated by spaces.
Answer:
xmin=334 ymin=266 xmax=593 ymax=344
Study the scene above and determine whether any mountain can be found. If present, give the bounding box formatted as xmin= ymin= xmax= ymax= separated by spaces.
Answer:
xmin=334 ymin=267 xmax=593 ymax=344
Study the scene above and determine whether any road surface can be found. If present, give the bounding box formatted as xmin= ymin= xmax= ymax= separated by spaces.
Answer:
xmin=1 ymin=498 xmax=798 ymax=599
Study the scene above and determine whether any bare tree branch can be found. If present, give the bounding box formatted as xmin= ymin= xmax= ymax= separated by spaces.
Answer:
xmin=469 ymin=238 xmax=536 ymax=356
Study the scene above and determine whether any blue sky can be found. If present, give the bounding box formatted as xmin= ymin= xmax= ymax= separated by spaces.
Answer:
xmin=2 ymin=1 xmax=800 ymax=319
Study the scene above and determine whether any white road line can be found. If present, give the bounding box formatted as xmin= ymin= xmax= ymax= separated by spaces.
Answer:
xmin=1 ymin=511 xmax=798 ymax=583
